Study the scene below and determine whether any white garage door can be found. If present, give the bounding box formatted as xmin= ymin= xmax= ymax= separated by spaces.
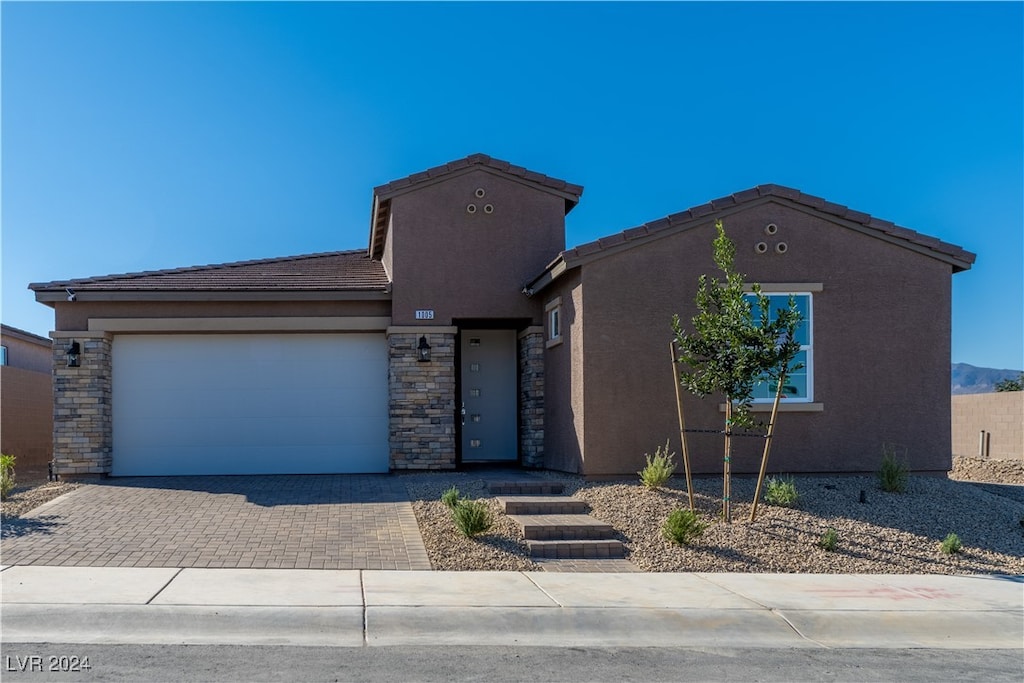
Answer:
xmin=112 ymin=334 xmax=389 ymax=475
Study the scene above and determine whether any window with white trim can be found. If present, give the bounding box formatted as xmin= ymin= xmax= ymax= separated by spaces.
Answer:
xmin=545 ymin=297 xmax=562 ymax=348
xmin=745 ymin=293 xmax=812 ymax=402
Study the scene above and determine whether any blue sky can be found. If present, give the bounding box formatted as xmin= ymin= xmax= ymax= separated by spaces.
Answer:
xmin=2 ymin=1 xmax=1021 ymax=370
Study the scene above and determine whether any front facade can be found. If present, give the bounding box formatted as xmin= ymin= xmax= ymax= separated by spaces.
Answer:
xmin=30 ymin=154 xmax=974 ymax=479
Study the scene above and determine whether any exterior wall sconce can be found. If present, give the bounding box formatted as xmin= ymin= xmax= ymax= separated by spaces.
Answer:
xmin=417 ymin=335 xmax=431 ymax=363
xmin=66 ymin=340 xmax=81 ymax=368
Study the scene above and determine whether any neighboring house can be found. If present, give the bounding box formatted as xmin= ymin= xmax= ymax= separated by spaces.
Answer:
xmin=29 ymin=154 xmax=975 ymax=479
xmin=0 ymin=324 xmax=54 ymax=476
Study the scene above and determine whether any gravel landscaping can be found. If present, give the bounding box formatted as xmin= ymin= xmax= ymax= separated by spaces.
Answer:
xmin=402 ymin=457 xmax=1024 ymax=573
xmin=4 ymin=457 xmax=1021 ymax=575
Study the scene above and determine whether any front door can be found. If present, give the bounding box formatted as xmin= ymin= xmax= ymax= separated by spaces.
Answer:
xmin=460 ymin=329 xmax=518 ymax=462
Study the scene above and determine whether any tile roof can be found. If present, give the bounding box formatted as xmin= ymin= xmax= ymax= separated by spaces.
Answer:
xmin=369 ymin=153 xmax=583 ymax=259
xmin=372 ymin=153 xmax=584 ymax=203
xmin=528 ymin=184 xmax=976 ymax=293
xmin=29 ymin=250 xmax=389 ymax=293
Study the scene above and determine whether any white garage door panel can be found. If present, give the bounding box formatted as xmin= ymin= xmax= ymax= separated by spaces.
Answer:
xmin=112 ymin=334 xmax=389 ymax=475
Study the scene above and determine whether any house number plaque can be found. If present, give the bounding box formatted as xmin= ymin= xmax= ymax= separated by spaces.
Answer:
xmin=415 ymin=310 xmax=435 ymax=320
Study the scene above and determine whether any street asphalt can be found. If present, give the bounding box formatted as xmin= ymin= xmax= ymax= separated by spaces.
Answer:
xmin=1 ymin=567 xmax=1021 ymax=650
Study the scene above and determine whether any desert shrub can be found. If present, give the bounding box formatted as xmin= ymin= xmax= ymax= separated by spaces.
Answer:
xmin=662 ymin=508 xmax=707 ymax=546
xmin=0 ymin=454 xmax=15 ymax=500
xmin=878 ymin=444 xmax=909 ymax=493
xmin=441 ymin=485 xmax=461 ymax=509
xmin=638 ymin=440 xmax=676 ymax=489
xmin=818 ymin=528 xmax=839 ymax=552
xmin=764 ymin=475 xmax=800 ymax=508
xmin=940 ymin=532 xmax=962 ymax=555
xmin=451 ymin=499 xmax=492 ymax=538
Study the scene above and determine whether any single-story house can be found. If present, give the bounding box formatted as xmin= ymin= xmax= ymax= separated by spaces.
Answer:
xmin=1 ymin=324 xmax=55 ymax=476
xmin=29 ymin=154 xmax=975 ymax=478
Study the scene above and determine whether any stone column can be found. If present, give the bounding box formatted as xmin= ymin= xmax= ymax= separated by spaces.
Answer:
xmin=51 ymin=332 xmax=113 ymax=478
xmin=387 ymin=328 xmax=457 ymax=470
xmin=518 ymin=327 xmax=545 ymax=468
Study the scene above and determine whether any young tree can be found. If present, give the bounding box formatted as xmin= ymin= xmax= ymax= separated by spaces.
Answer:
xmin=672 ymin=220 xmax=803 ymax=522
xmin=995 ymin=373 xmax=1023 ymax=392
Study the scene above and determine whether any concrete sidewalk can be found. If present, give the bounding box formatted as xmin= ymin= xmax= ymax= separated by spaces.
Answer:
xmin=1 ymin=567 xmax=1021 ymax=649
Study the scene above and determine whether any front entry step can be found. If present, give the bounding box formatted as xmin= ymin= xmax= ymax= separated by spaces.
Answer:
xmin=509 ymin=514 xmax=613 ymax=540
xmin=487 ymin=481 xmax=565 ymax=496
xmin=526 ymin=539 xmax=625 ymax=559
xmin=492 ymin=482 xmax=629 ymax=564
xmin=496 ymin=496 xmax=589 ymax=515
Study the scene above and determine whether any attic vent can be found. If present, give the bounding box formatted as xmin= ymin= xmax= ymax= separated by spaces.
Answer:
xmin=483 ymin=204 xmax=494 ymax=214
xmin=775 ymin=242 xmax=789 ymax=254
xmin=475 ymin=188 xmax=486 ymax=198
xmin=755 ymin=242 xmax=769 ymax=254
xmin=467 ymin=204 xmax=477 ymax=214
xmin=765 ymin=223 xmax=778 ymax=236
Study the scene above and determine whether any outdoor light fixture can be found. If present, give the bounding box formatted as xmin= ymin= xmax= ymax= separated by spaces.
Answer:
xmin=66 ymin=340 xmax=81 ymax=368
xmin=417 ymin=335 xmax=431 ymax=362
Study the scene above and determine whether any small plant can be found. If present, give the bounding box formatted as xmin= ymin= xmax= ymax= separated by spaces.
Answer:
xmin=940 ymin=532 xmax=962 ymax=555
xmin=638 ymin=439 xmax=676 ymax=489
xmin=878 ymin=443 xmax=909 ymax=493
xmin=662 ymin=508 xmax=707 ymax=546
xmin=764 ymin=475 xmax=800 ymax=508
xmin=0 ymin=454 xmax=15 ymax=501
xmin=451 ymin=499 xmax=493 ymax=538
xmin=818 ymin=527 xmax=839 ymax=552
xmin=441 ymin=485 xmax=461 ymax=509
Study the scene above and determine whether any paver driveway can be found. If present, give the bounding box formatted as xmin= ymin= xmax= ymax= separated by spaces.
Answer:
xmin=1 ymin=475 xmax=431 ymax=570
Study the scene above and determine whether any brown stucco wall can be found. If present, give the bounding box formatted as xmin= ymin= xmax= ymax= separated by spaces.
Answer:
xmin=52 ymin=299 xmax=391 ymax=331
xmin=2 ymin=326 xmax=53 ymax=374
xmin=561 ymin=200 xmax=955 ymax=476
xmin=0 ymin=365 xmax=53 ymax=475
xmin=387 ymin=169 xmax=564 ymax=326
xmin=952 ymin=392 xmax=1023 ymax=460
xmin=542 ymin=271 xmax=585 ymax=473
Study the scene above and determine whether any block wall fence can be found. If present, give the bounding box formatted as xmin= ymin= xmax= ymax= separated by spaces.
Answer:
xmin=951 ymin=392 xmax=1023 ymax=461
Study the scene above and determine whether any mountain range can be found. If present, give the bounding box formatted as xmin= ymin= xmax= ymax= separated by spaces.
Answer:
xmin=951 ymin=363 xmax=1023 ymax=395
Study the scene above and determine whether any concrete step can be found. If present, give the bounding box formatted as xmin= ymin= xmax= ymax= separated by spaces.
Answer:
xmin=487 ymin=481 xmax=566 ymax=496
xmin=496 ymin=496 xmax=589 ymax=515
xmin=526 ymin=539 xmax=626 ymax=559
xmin=509 ymin=514 xmax=614 ymax=540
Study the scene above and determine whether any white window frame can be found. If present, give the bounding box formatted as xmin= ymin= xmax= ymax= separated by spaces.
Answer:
xmin=745 ymin=291 xmax=813 ymax=404
xmin=545 ymin=297 xmax=562 ymax=348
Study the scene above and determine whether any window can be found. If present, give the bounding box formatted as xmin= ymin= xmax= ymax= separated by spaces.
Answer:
xmin=745 ymin=293 xmax=812 ymax=402
xmin=545 ymin=297 xmax=562 ymax=348
xmin=0 ymin=345 xmax=7 ymax=366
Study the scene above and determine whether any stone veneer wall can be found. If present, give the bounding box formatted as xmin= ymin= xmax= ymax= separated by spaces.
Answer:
xmin=518 ymin=328 xmax=545 ymax=468
xmin=51 ymin=332 xmax=113 ymax=477
xmin=388 ymin=331 xmax=456 ymax=469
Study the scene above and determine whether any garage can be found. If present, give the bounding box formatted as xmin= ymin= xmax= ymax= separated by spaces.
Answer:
xmin=111 ymin=333 xmax=389 ymax=475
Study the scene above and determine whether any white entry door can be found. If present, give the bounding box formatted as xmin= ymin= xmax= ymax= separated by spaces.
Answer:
xmin=111 ymin=334 xmax=388 ymax=475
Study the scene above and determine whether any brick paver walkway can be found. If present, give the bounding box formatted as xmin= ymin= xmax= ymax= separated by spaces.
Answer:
xmin=1 ymin=475 xmax=431 ymax=570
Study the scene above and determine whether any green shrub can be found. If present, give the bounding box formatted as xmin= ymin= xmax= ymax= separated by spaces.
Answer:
xmin=878 ymin=443 xmax=909 ymax=493
xmin=441 ymin=485 xmax=461 ymax=509
xmin=818 ymin=528 xmax=839 ymax=552
xmin=764 ymin=475 xmax=800 ymax=508
xmin=940 ymin=532 xmax=962 ymax=555
xmin=662 ymin=508 xmax=707 ymax=546
xmin=638 ymin=440 xmax=676 ymax=489
xmin=451 ymin=499 xmax=493 ymax=538
xmin=0 ymin=453 xmax=15 ymax=501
